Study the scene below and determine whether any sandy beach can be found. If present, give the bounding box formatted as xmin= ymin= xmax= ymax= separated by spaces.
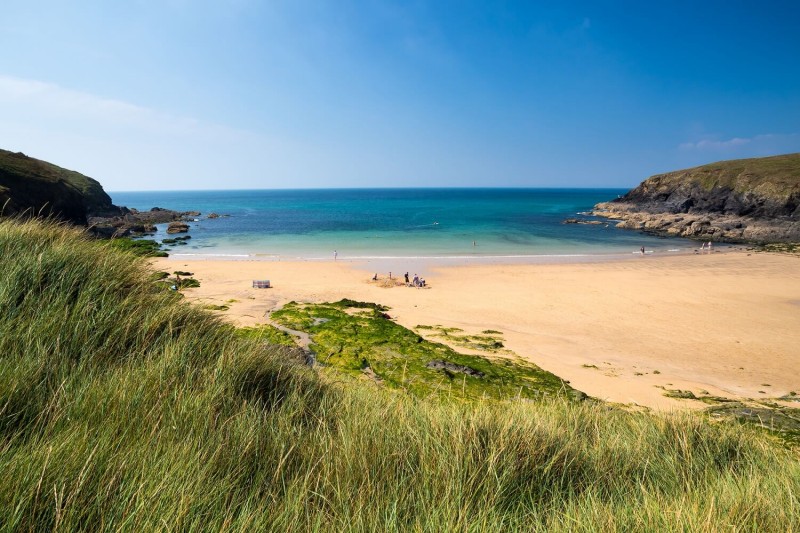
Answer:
xmin=153 ymin=251 xmax=800 ymax=410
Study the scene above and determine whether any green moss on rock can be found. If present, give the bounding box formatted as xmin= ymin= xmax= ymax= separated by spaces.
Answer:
xmin=271 ymin=300 xmax=577 ymax=402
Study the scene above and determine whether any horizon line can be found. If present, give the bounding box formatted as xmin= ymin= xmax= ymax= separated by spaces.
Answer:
xmin=108 ymin=185 xmax=633 ymax=194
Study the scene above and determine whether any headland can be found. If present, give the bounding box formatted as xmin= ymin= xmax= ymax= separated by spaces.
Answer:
xmin=593 ymin=152 xmax=800 ymax=243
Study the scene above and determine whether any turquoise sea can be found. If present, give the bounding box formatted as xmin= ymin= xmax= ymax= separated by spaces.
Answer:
xmin=110 ymin=189 xmax=698 ymax=261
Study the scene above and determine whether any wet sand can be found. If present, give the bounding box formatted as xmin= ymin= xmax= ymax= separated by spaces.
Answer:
xmin=152 ymin=251 xmax=800 ymax=410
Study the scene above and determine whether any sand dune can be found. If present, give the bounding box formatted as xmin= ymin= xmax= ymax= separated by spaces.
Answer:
xmin=153 ymin=251 xmax=800 ymax=410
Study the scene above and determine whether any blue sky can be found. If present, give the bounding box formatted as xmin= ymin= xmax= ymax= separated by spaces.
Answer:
xmin=1 ymin=1 xmax=798 ymax=190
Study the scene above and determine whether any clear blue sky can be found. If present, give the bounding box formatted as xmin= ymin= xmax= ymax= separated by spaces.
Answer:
xmin=1 ymin=1 xmax=798 ymax=190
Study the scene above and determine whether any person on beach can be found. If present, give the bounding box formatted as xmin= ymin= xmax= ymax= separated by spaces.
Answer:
xmin=404 ymin=272 xmax=409 ymax=284
xmin=372 ymin=273 xmax=378 ymax=281
xmin=334 ymin=250 xmax=338 ymax=261
xmin=413 ymin=274 xmax=420 ymax=287
xmin=640 ymin=246 xmax=645 ymax=255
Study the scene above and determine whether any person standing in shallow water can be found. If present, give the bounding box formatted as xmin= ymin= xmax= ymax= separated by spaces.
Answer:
xmin=640 ymin=246 xmax=645 ymax=255
xmin=334 ymin=250 xmax=337 ymax=261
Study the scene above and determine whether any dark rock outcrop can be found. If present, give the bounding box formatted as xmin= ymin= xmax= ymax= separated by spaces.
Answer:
xmin=563 ymin=218 xmax=605 ymax=225
xmin=426 ymin=360 xmax=485 ymax=378
xmin=0 ymin=149 xmax=125 ymax=224
xmin=593 ymin=153 xmax=800 ymax=244
xmin=88 ymin=207 xmax=196 ymax=237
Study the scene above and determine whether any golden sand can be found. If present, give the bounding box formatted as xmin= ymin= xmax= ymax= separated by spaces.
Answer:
xmin=153 ymin=251 xmax=800 ymax=410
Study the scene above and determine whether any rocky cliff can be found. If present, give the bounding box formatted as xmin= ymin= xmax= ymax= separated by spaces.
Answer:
xmin=593 ymin=153 xmax=800 ymax=243
xmin=0 ymin=149 xmax=124 ymax=225
xmin=0 ymin=149 xmax=209 ymax=239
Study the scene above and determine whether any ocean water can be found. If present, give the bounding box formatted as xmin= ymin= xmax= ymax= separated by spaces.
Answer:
xmin=109 ymin=188 xmax=698 ymax=261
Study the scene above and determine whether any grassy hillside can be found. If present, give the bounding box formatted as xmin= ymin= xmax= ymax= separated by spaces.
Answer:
xmin=644 ymin=153 xmax=800 ymax=194
xmin=1 ymin=219 xmax=799 ymax=530
xmin=691 ymin=152 xmax=800 ymax=192
xmin=620 ymin=153 xmax=800 ymax=217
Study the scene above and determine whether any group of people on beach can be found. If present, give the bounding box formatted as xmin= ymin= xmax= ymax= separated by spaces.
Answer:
xmin=405 ymin=271 xmax=426 ymax=287
xmin=371 ymin=271 xmax=427 ymax=287
xmin=700 ymin=241 xmax=714 ymax=252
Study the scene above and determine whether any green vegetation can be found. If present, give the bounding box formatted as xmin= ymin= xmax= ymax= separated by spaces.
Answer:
xmin=1 ymin=218 xmax=799 ymax=530
xmin=664 ymin=389 xmax=698 ymax=400
xmin=682 ymin=152 xmax=800 ymax=194
xmin=709 ymin=404 xmax=800 ymax=446
xmin=271 ymin=300 xmax=570 ymax=400
xmin=149 ymin=270 xmax=170 ymax=281
xmin=177 ymin=277 xmax=200 ymax=289
xmin=639 ymin=152 xmax=800 ymax=197
xmin=754 ymin=242 xmax=800 ymax=254
xmin=237 ymin=324 xmax=298 ymax=346
xmin=419 ymin=325 xmax=506 ymax=352
xmin=162 ymin=235 xmax=191 ymax=245
xmin=107 ymin=237 xmax=167 ymax=257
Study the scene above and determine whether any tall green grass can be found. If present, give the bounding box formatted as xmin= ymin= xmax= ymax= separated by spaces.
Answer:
xmin=1 ymin=219 xmax=798 ymax=531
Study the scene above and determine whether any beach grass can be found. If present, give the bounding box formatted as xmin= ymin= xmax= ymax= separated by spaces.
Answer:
xmin=1 ymin=218 xmax=799 ymax=531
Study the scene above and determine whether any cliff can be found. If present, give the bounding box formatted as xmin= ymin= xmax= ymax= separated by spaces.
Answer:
xmin=0 ymin=149 xmax=124 ymax=225
xmin=593 ymin=153 xmax=800 ymax=243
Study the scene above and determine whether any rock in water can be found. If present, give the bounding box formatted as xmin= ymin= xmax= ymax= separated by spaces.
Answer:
xmin=167 ymin=221 xmax=190 ymax=234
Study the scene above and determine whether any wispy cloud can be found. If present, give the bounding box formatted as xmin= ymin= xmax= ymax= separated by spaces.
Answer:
xmin=679 ymin=133 xmax=799 ymax=152
xmin=0 ymin=75 xmax=305 ymax=189
xmin=679 ymin=137 xmax=750 ymax=150
xmin=0 ymin=75 xmax=224 ymax=139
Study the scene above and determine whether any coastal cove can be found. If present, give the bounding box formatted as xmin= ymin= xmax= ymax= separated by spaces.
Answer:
xmin=4 ymin=1 xmax=800 ymax=526
xmin=111 ymin=188 xmax=703 ymax=260
xmin=155 ymin=248 xmax=800 ymax=411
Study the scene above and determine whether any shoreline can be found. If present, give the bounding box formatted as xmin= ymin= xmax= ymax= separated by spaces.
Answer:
xmin=153 ymin=248 xmax=800 ymax=410
xmin=165 ymin=242 xmax=741 ymax=272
